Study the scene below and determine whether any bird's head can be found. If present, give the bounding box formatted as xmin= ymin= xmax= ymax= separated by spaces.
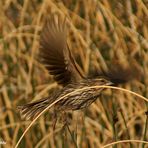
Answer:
xmin=92 ymin=78 xmax=113 ymax=86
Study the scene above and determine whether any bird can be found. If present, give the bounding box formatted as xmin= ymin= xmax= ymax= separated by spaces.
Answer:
xmin=17 ymin=14 xmax=113 ymax=123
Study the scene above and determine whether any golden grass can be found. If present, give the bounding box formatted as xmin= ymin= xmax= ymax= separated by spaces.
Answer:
xmin=0 ymin=0 xmax=148 ymax=147
xmin=15 ymin=86 xmax=148 ymax=148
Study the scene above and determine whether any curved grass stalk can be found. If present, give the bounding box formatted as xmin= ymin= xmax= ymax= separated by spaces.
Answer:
xmin=15 ymin=86 xmax=148 ymax=148
xmin=102 ymin=139 xmax=148 ymax=148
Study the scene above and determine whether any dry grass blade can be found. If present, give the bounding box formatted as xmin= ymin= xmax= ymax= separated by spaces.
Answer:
xmin=15 ymin=85 xmax=148 ymax=148
xmin=102 ymin=139 xmax=148 ymax=148
xmin=1 ymin=0 xmax=148 ymax=147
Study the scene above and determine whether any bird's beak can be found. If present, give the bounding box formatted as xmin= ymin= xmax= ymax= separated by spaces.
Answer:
xmin=106 ymin=81 xmax=114 ymax=86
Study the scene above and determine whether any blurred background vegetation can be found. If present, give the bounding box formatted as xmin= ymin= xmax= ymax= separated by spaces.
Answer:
xmin=0 ymin=0 xmax=148 ymax=147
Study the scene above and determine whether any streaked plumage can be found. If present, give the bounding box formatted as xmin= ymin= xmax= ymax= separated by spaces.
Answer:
xmin=18 ymin=14 xmax=112 ymax=122
xmin=18 ymin=78 xmax=112 ymax=120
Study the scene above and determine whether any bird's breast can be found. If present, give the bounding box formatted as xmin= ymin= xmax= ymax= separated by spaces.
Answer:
xmin=55 ymin=87 xmax=102 ymax=111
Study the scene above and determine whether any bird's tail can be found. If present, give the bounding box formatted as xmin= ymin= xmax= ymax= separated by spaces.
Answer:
xmin=17 ymin=98 xmax=50 ymax=120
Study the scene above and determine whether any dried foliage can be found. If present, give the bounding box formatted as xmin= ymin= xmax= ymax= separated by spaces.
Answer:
xmin=0 ymin=0 xmax=148 ymax=147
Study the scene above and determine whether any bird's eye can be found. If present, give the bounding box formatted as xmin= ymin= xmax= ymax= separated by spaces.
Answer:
xmin=100 ymin=79 xmax=105 ymax=83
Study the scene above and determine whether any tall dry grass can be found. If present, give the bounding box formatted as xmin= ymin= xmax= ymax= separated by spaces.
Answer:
xmin=0 ymin=0 xmax=148 ymax=147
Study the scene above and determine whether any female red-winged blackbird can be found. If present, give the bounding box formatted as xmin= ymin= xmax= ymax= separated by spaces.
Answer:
xmin=17 ymin=14 xmax=113 ymax=121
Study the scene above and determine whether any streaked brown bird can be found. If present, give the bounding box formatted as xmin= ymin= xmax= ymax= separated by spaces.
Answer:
xmin=17 ymin=14 xmax=113 ymax=122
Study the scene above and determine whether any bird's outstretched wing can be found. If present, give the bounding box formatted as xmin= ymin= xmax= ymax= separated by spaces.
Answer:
xmin=40 ymin=14 xmax=84 ymax=86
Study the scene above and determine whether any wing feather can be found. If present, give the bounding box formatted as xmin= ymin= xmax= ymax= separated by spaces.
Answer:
xmin=40 ymin=14 xmax=84 ymax=86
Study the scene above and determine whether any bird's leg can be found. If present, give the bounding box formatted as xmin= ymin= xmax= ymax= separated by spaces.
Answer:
xmin=59 ymin=111 xmax=68 ymax=147
xmin=52 ymin=111 xmax=58 ymax=131
xmin=61 ymin=111 xmax=73 ymax=129
xmin=63 ymin=112 xmax=78 ymax=148
xmin=52 ymin=111 xmax=58 ymax=146
xmin=61 ymin=111 xmax=68 ymax=130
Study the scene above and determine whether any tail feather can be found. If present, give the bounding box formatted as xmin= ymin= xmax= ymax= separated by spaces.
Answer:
xmin=17 ymin=98 xmax=50 ymax=120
